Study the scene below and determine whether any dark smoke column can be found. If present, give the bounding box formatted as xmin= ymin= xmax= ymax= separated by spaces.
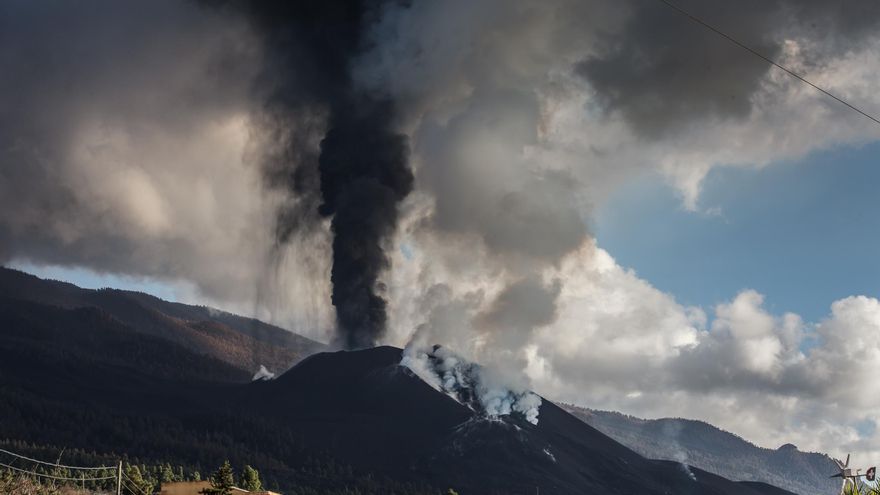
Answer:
xmin=319 ymin=100 xmax=412 ymax=349
xmin=212 ymin=1 xmax=413 ymax=348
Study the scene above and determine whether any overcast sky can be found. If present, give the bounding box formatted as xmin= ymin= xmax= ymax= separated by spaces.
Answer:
xmin=3 ymin=0 xmax=880 ymax=463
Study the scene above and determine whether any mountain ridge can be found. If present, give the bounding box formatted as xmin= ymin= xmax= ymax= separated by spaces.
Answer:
xmin=562 ymin=404 xmax=838 ymax=495
xmin=0 ymin=266 xmax=324 ymax=378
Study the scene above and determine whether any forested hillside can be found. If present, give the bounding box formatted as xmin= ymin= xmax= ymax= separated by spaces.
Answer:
xmin=0 ymin=267 xmax=324 ymax=378
xmin=563 ymin=405 xmax=838 ymax=495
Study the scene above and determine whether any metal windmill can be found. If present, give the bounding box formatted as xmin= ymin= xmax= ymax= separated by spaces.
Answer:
xmin=831 ymin=454 xmax=876 ymax=495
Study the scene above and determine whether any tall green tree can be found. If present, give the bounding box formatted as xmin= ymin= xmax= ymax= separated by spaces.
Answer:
xmin=240 ymin=465 xmax=262 ymax=491
xmin=161 ymin=462 xmax=176 ymax=483
xmin=125 ymin=464 xmax=154 ymax=495
xmin=201 ymin=460 xmax=235 ymax=495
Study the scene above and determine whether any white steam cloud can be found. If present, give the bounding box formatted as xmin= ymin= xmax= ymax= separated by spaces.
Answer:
xmin=402 ymin=344 xmax=542 ymax=425
xmin=252 ymin=365 xmax=276 ymax=381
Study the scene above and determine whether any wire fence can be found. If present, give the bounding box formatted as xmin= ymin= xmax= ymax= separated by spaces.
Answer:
xmin=0 ymin=448 xmax=116 ymax=471
xmin=0 ymin=461 xmax=116 ymax=481
xmin=122 ymin=471 xmax=153 ymax=495
xmin=0 ymin=447 xmax=124 ymax=493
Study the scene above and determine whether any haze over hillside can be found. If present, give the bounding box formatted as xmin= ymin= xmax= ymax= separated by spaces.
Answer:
xmin=563 ymin=405 xmax=839 ymax=495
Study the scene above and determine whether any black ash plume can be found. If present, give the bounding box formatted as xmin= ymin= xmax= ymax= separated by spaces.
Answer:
xmin=208 ymin=1 xmax=413 ymax=349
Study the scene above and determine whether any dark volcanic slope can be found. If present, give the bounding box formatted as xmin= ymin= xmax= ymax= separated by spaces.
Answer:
xmin=563 ymin=405 xmax=836 ymax=495
xmin=0 ymin=281 xmax=798 ymax=495
xmin=0 ymin=328 xmax=798 ymax=494
xmin=244 ymin=347 xmax=797 ymax=495
xmin=0 ymin=267 xmax=324 ymax=376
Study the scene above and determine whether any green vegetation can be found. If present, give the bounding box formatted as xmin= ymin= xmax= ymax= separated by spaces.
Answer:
xmin=845 ymin=481 xmax=880 ymax=495
xmin=124 ymin=464 xmax=148 ymax=495
xmin=241 ymin=464 xmax=263 ymax=492
xmin=201 ymin=460 xmax=236 ymax=495
xmin=0 ymin=443 xmax=450 ymax=495
xmin=0 ymin=473 xmax=68 ymax=495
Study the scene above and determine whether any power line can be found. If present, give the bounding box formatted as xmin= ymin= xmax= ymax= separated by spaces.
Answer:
xmin=656 ymin=0 xmax=880 ymax=127
xmin=121 ymin=479 xmax=147 ymax=495
xmin=0 ymin=448 xmax=115 ymax=470
xmin=0 ymin=461 xmax=116 ymax=481
xmin=121 ymin=479 xmax=137 ymax=494
xmin=122 ymin=472 xmax=153 ymax=495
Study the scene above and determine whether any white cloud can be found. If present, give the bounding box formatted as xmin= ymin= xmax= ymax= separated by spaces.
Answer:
xmin=515 ymin=247 xmax=880 ymax=463
xmin=387 ymin=227 xmax=880 ymax=461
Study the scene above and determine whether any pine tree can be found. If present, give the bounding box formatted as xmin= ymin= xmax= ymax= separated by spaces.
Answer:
xmin=161 ymin=463 xmax=176 ymax=483
xmin=125 ymin=464 xmax=154 ymax=495
xmin=201 ymin=460 xmax=235 ymax=495
xmin=241 ymin=465 xmax=262 ymax=492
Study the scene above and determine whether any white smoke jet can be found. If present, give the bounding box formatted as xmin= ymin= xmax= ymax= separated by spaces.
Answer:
xmin=663 ymin=422 xmax=697 ymax=482
xmin=252 ymin=364 xmax=275 ymax=381
xmin=401 ymin=343 xmax=542 ymax=425
xmin=678 ymin=460 xmax=698 ymax=482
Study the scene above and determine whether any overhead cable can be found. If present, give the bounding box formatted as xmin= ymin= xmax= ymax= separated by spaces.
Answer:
xmin=657 ymin=0 xmax=880 ymax=127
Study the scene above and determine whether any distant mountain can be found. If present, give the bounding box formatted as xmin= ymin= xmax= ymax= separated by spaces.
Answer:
xmin=0 ymin=297 xmax=250 ymax=384
xmin=0 ymin=266 xmax=324 ymax=378
xmin=562 ymin=404 xmax=838 ymax=495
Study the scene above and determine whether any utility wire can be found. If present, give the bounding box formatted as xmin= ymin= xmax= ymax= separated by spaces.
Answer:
xmin=121 ymin=479 xmax=138 ymax=495
xmin=0 ymin=448 xmax=115 ymax=470
xmin=122 ymin=472 xmax=153 ymax=495
xmin=0 ymin=461 xmax=116 ymax=481
xmin=656 ymin=0 xmax=880 ymax=127
xmin=120 ymin=477 xmax=135 ymax=494
xmin=121 ymin=479 xmax=146 ymax=495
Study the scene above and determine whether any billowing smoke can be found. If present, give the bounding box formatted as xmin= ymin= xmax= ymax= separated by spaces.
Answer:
xmin=402 ymin=344 xmax=542 ymax=425
xmin=352 ymin=0 xmax=880 ymax=400
xmin=577 ymin=0 xmax=880 ymax=138
xmin=209 ymin=1 xmax=414 ymax=349
xmin=5 ymin=0 xmax=880 ymax=457
xmin=6 ymin=0 xmax=877 ymax=353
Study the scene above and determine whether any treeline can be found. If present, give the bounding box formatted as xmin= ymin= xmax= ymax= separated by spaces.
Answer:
xmin=0 ymin=439 xmax=448 ymax=495
xmin=0 ymin=379 xmax=451 ymax=495
xmin=122 ymin=459 xmax=261 ymax=495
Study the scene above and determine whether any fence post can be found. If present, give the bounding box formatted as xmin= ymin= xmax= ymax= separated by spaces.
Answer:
xmin=117 ymin=460 xmax=123 ymax=495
